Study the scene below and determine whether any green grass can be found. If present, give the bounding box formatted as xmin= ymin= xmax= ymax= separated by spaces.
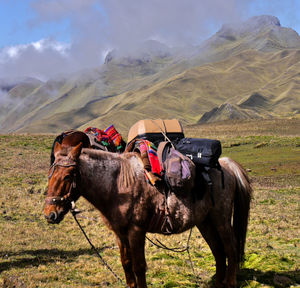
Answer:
xmin=0 ymin=119 xmax=299 ymax=287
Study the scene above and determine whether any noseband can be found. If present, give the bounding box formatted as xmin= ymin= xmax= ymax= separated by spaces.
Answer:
xmin=46 ymin=159 xmax=79 ymax=209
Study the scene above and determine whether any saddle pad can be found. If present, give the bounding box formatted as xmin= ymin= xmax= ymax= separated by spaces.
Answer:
xmin=135 ymin=139 xmax=162 ymax=176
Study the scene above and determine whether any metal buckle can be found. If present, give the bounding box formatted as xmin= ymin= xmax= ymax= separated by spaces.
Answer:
xmin=186 ymin=154 xmax=193 ymax=160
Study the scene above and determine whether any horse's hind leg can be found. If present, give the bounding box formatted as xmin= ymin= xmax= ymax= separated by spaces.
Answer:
xmin=197 ymin=216 xmax=226 ymax=288
xmin=128 ymin=226 xmax=147 ymax=288
xmin=116 ymin=235 xmax=137 ymax=288
xmin=211 ymin=215 xmax=238 ymax=288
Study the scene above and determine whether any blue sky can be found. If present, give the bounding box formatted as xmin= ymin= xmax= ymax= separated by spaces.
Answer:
xmin=0 ymin=0 xmax=299 ymax=80
xmin=0 ymin=1 xmax=70 ymax=48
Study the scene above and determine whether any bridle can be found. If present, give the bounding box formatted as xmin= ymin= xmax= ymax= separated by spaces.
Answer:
xmin=45 ymin=159 xmax=79 ymax=210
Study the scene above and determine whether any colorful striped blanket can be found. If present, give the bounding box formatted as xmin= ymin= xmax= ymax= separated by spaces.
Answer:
xmin=134 ymin=139 xmax=162 ymax=176
xmin=84 ymin=125 xmax=125 ymax=152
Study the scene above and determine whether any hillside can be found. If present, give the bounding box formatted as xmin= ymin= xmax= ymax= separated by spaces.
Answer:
xmin=0 ymin=119 xmax=299 ymax=287
xmin=0 ymin=15 xmax=299 ymax=133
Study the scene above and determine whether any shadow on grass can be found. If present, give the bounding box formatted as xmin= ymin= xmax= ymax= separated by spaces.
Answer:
xmin=0 ymin=247 xmax=110 ymax=273
xmin=238 ymin=268 xmax=300 ymax=287
xmin=208 ymin=268 xmax=300 ymax=287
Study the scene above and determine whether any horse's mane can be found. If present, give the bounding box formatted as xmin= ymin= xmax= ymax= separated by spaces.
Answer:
xmin=82 ymin=148 xmax=116 ymax=160
xmin=119 ymin=153 xmax=136 ymax=190
xmin=81 ymin=149 xmax=136 ymax=190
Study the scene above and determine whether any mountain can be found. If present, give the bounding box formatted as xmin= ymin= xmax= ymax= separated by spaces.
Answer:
xmin=205 ymin=15 xmax=300 ymax=51
xmin=0 ymin=77 xmax=44 ymax=125
xmin=199 ymin=93 xmax=273 ymax=123
xmin=191 ymin=15 xmax=300 ymax=67
xmin=0 ymin=15 xmax=299 ymax=134
xmin=104 ymin=40 xmax=173 ymax=64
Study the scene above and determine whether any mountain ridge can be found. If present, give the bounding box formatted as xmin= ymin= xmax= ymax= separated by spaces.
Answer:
xmin=0 ymin=15 xmax=299 ymax=133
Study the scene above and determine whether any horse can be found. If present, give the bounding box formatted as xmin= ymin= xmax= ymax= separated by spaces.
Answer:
xmin=44 ymin=142 xmax=252 ymax=288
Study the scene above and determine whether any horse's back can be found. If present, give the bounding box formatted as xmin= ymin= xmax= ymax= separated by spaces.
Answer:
xmin=219 ymin=157 xmax=251 ymax=192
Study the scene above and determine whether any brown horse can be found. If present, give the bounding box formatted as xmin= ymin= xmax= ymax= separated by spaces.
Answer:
xmin=44 ymin=142 xmax=252 ymax=288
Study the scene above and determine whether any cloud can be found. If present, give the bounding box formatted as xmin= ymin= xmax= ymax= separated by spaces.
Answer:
xmin=0 ymin=39 xmax=69 ymax=59
xmin=0 ymin=88 xmax=10 ymax=106
xmin=30 ymin=0 xmax=247 ymax=49
xmin=0 ymin=0 xmax=299 ymax=81
xmin=102 ymin=0 xmax=246 ymax=47
xmin=0 ymin=39 xmax=71 ymax=81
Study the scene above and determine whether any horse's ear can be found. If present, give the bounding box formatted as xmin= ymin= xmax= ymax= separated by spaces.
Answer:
xmin=54 ymin=141 xmax=62 ymax=152
xmin=68 ymin=143 xmax=82 ymax=161
xmin=54 ymin=141 xmax=63 ymax=159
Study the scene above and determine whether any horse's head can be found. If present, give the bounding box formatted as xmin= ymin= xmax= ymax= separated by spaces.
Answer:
xmin=44 ymin=142 xmax=82 ymax=224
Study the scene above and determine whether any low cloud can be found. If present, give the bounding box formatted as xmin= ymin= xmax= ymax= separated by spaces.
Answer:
xmin=0 ymin=89 xmax=10 ymax=106
xmin=0 ymin=39 xmax=72 ymax=81
xmin=0 ymin=0 xmax=299 ymax=81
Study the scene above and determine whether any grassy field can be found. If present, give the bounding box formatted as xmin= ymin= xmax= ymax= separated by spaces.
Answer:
xmin=0 ymin=118 xmax=299 ymax=288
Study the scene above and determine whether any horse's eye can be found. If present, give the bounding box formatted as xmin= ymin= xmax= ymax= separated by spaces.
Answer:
xmin=64 ymin=175 xmax=71 ymax=181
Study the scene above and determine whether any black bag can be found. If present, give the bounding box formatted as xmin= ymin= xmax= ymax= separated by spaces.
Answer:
xmin=175 ymin=138 xmax=222 ymax=167
xmin=175 ymin=138 xmax=224 ymax=205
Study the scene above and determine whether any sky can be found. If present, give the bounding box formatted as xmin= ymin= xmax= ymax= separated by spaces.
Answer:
xmin=0 ymin=0 xmax=299 ymax=81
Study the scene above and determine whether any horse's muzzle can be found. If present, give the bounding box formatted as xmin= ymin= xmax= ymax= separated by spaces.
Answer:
xmin=44 ymin=210 xmax=65 ymax=224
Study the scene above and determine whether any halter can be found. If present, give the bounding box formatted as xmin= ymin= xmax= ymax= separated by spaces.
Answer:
xmin=46 ymin=159 xmax=79 ymax=209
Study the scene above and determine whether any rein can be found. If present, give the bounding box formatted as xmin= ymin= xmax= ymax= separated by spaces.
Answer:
xmin=70 ymin=209 xmax=129 ymax=288
xmin=47 ymin=159 xmax=128 ymax=287
xmin=146 ymin=229 xmax=192 ymax=253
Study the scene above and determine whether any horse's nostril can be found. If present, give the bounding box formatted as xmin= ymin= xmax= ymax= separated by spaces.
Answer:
xmin=49 ymin=212 xmax=57 ymax=221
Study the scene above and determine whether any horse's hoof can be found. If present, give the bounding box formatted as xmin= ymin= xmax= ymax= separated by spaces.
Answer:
xmin=214 ymin=281 xmax=225 ymax=288
xmin=224 ymin=283 xmax=236 ymax=288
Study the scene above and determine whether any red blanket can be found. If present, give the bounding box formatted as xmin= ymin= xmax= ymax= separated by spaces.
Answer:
xmin=134 ymin=139 xmax=162 ymax=176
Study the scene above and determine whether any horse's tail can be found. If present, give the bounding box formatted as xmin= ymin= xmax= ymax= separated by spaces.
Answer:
xmin=221 ymin=157 xmax=252 ymax=264
xmin=232 ymin=159 xmax=252 ymax=264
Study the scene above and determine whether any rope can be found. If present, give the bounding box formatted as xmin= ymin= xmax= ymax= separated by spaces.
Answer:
xmin=72 ymin=209 xmax=200 ymax=286
xmin=71 ymin=210 xmax=129 ymax=288
xmin=146 ymin=228 xmax=201 ymax=286
xmin=150 ymin=119 xmax=175 ymax=148
xmin=146 ymin=230 xmax=191 ymax=253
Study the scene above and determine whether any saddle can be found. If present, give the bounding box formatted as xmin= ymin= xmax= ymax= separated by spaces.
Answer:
xmin=84 ymin=126 xmax=126 ymax=152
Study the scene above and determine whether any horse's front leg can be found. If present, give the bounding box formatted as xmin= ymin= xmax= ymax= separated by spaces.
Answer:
xmin=116 ymin=235 xmax=137 ymax=288
xmin=128 ymin=226 xmax=147 ymax=288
